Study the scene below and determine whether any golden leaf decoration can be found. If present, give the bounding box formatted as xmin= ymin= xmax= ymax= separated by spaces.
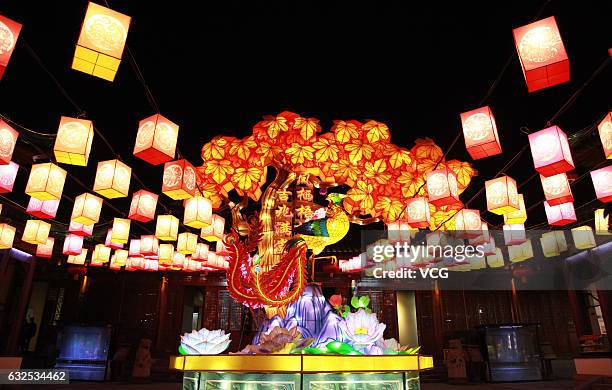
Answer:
xmin=384 ymin=145 xmax=412 ymax=169
xmin=202 ymin=137 xmax=232 ymax=160
xmin=204 ymin=159 xmax=234 ymax=184
xmin=375 ymin=196 xmax=404 ymax=222
xmin=232 ymin=167 xmax=262 ymax=191
xmin=229 ymin=137 xmax=258 ymax=161
xmin=313 ymin=137 xmax=340 ymax=162
xmin=364 ymin=159 xmax=391 ymax=184
xmin=261 ymin=116 xmax=289 ymax=138
xmin=285 ymin=143 xmax=315 ymax=165
xmin=397 ymin=171 xmax=425 ymax=197
xmin=446 ymin=160 xmax=477 ymax=192
xmin=333 ymin=121 xmax=359 ymax=143
xmin=345 ymin=139 xmax=374 ymax=162
xmin=363 ymin=120 xmax=390 ymax=143
xmin=293 ymin=117 xmax=320 ymax=141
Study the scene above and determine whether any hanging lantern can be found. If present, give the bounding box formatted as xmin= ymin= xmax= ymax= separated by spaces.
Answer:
xmin=482 ymin=236 xmax=497 ymax=257
xmin=72 ymin=2 xmax=131 ymax=81
xmin=192 ymin=243 xmax=209 ymax=261
xmin=162 ymin=159 xmax=197 ymax=200
xmin=387 ymin=221 xmax=412 ymax=244
xmin=183 ymin=196 xmax=212 ymax=228
xmin=94 ymin=159 xmax=131 ymax=198
xmin=468 ymin=222 xmax=490 ymax=246
xmin=0 ymin=161 xmax=18 ymax=193
xmin=0 ymin=223 xmax=15 ymax=249
xmin=426 ymin=231 xmax=447 ymax=262
xmin=177 ymin=232 xmax=198 ymax=255
xmin=503 ymin=194 xmax=527 ymax=225
xmin=26 ymin=198 xmax=60 ymax=219
xmin=0 ymin=15 xmax=22 ymax=80
xmin=125 ymin=256 xmax=143 ymax=271
xmin=485 ymin=176 xmax=520 ymax=215
xmin=540 ymin=231 xmax=567 ymax=258
xmin=129 ymin=239 xmax=141 ymax=256
xmin=36 ymin=237 xmax=55 ymax=259
xmin=595 ymin=209 xmax=611 ymax=235
xmin=540 ymin=173 xmax=572 ymax=206
xmin=111 ymin=218 xmax=130 ymax=244
xmin=25 ymin=163 xmax=67 ymax=200
xmin=158 ymin=243 xmax=174 ymax=265
xmin=140 ymin=235 xmax=159 ymax=256
xmin=67 ymin=249 xmax=88 ymax=265
xmin=71 ymin=193 xmax=103 ymax=225
xmin=92 ymin=244 xmax=112 ymax=263
xmin=128 ymin=189 xmax=158 ymax=222
xmin=544 ymin=201 xmax=576 ymax=226
xmin=104 ymin=229 xmax=123 ymax=249
xmin=460 ymin=106 xmax=502 ymax=160
xmin=508 ymin=240 xmax=534 ymax=263
xmin=23 ymin=220 xmax=51 ymax=245
xmin=426 ymin=168 xmax=459 ymax=207
xmin=69 ymin=220 xmax=93 ymax=236
xmin=0 ymin=119 xmax=19 ymax=164
xmin=113 ymin=249 xmax=128 ymax=267
xmin=200 ymin=214 xmax=225 ymax=242
xmin=598 ymin=112 xmax=612 ymax=159
xmin=513 ymin=16 xmax=569 ymax=92
xmin=453 ymin=209 xmax=482 ymax=238
xmin=155 ymin=215 xmax=179 ymax=241
xmin=590 ymin=166 xmax=612 ymax=202
xmin=405 ymin=197 xmax=431 ymax=228
xmin=184 ymin=259 xmax=202 ymax=272
xmin=62 ymin=234 xmax=84 ymax=256
xmin=571 ymin=226 xmax=596 ymax=250
xmin=503 ymin=224 xmax=526 ymax=246
xmin=528 ymin=126 xmax=574 ymax=177
xmin=53 ymin=117 xmax=94 ymax=166
xmin=133 ymin=114 xmax=179 ymax=165
xmin=144 ymin=259 xmax=160 ymax=272
xmin=486 ymin=248 xmax=505 ymax=268
xmin=172 ymin=252 xmax=185 ymax=270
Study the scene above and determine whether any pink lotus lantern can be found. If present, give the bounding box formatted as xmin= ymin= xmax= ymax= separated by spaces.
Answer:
xmin=528 ymin=126 xmax=574 ymax=177
xmin=63 ymin=234 xmax=84 ymax=256
xmin=426 ymin=168 xmax=459 ymax=207
xmin=590 ymin=166 xmax=612 ymax=202
xmin=26 ymin=198 xmax=60 ymax=219
xmin=540 ymin=173 xmax=573 ymax=206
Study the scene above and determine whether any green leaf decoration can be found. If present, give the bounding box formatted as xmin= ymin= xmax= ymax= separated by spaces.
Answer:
xmin=178 ymin=345 xmax=187 ymax=355
xmin=358 ymin=296 xmax=370 ymax=308
xmin=325 ymin=340 xmax=363 ymax=355
xmin=364 ymin=308 xmax=372 ymax=314
xmin=350 ymin=296 xmax=359 ymax=308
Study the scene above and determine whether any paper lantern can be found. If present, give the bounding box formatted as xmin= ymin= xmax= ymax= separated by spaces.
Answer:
xmin=0 ymin=223 xmax=15 ymax=249
xmin=460 ymin=106 xmax=502 ymax=159
xmin=92 ymin=244 xmax=112 ymax=263
xmin=133 ymin=114 xmax=179 ymax=165
xmin=192 ymin=243 xmax=209 ymax=261
xmin=0 ymin=119 xmax=19 ymax=164
xmin=162 ymin=160 xmax=197 ymax=200
xmin=426 ymin=168 xmax=459 ymax=207
xmin=503 ymin=194 xmax=527 ymax=225
xmin=104 ymin=229 xmax=123 ymax=249
xmin=540 ymin=173 xmax=572 ymax=206
xmin=36 ymin=237 xmax=55 ymax=258
xmin=158 ymin=243 xmax=174 ymax=265
xmin=109 ymin=256 xmax=122 ymax=270
xmin=571 ymin=226 xmax=596 ymax=250
xmin=26 ymin=163 xmax=67 ymax=200
xmin=453 ymin=209 xmax=482 ymax=238
xmin=172 ymin=252 xmax=186 ymax=270
xmin=508 ymin=240 xmax=534 ymax=263
xmin=503 ymin=224 xmax=526 ymax=246
xmin=71 ymin=193 xmax=103 ymax=225
xmin=67 ymin=249 xmax=88 ymax=265
xmin=544 ymin=201 xmax=576 ymax=226
xmin=69 ymin=220 xmax=94 ymax=236
xmin=183 ymin=196 xmax=212 ymax=228
xmin=0 ymin=15 xmax=22 ymax=80
xmin=598 ymin=112 xmax=612 ymax=159
xmin=540 ymin=231 xmax=567 ymax=258
xmin=62 ymin=234 xmax=84 ymax=256
xmin=26 ymin=198 xmax=60 ymax=219
xmin=468 ymin=222 xmax=490 ymax=246
xmin=128 ymin=189 xmax=158 ymax=222
xmin=111 ymin=218 xmax=130 ymax=244
xmin=184 ymin=259 xmax=202 ymax=272
xmin=590 ymin=166 xmax=612 ymax=202
xmin=53 ymin=117 xmax=94 ymax=166
xmin=595 ymin=209 xmax=611 ymax=235
xmin=129 ymin=239 xmax=141 ymax=256
xmin=387 ymin=221 xmax=412 ymax=244
xmin=72 ymin=2 xmax=131 ymax=81
xmin=200 ymin=214 xmax=225 ymax=242
xmin=94 ymin=159 xmax=131 ymax=198
xmin=405 ymin=197 xmax=431 ymax=228
xmin=0 ymin=161 xmax=18 ymax=193
xmin=513 ymin=16 xmax=569 ymax=92
xmin=144 ymin=259 xmax=159 ymax=272
xmin=482 ymin=236 xmax=497 ymax=257
xmin=140 ymin=235 xmax=159 ymax=256
xmin=426 ymin=231 xmax=447 ymax=261
xmin=528 ymin=126 xmax=574 ymax=177
xmin=156 ymin=215 xmax=179 ymax=241
xmin=486 ymin=248 xmax=505 ymax=268
xmin=113 ymin=249 xmax=128 ymax=267
xmin=23 ymin=220 xmax=51 ymax=245
xmin=177 ymin=232 xmax=198 ymax=255
xmin=485 ymin=176 xmax=519 ymax=215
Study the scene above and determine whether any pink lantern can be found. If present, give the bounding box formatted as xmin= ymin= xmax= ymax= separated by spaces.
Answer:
xmin=26 ymin=197 xmax=60 ymax=219
xmin=140 ymin=235 xmax=159 ymax=255
xmin=105 ymin=229 xmax=124 ymax=249
xmin=540 ymin=173 xmax=573 ymax=206
xmin=129 ymin=239 xmax=141 ymax=256
xmin=63 ymin=234 xmax=84 ymax=256
xmin=503 ymin=224 xmax=526 ymax=246
xmin=128 ymin=189 xmax=158 ymax=222
xmin=528 ymin=126 xmax=574 ymax=177
xmin=460 ymin=106 xmax=502 ymax=159
xmin=0 ymin=120 xmax=19 ymax=164
xmin=36 ymin=238 xmax=55 ymax=258
xmin=0 ymin=15 xmax=22 ymax=80
xmin=69 ymin=220 xmax=93 ymax=237
xmin=544 ymin=201 xmax=576 ymax=227
xmin=0 ymin=161 xmax=19 ymax=193
xmin=426 ymin=168 xmax=459 ymax=207
xmin=590 ymin=166 xmax=612 ymax=202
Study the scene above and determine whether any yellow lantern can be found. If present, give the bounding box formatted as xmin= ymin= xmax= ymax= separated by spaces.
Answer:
xmin=92 ymin=244 xmax=111 ymax=263
xmin=508 ymin=239 xmax=533 ymax=263
xmin=94 ymin=159 xmax=131 ymax=198
xmin=595 ymin=209 xmax=611 ymax=235
xmin=71 ymin=193 xmax=103 ymax=225
xmin=158 ymin=243 xmax=174 ymax=265
xmin=172 ymin=252 xmax=185 ymax=270
xmin=177 ymin=232 xmax=198 ymax=254
xmin=183 ymin=196 xmax=212 ymax=228
xmin=67 ymin=248 xmax=88 ymax=265
xmin=25 ymin=163 xmax=67 ymax=200
xmin=112 ymin=249 xmax=128 ymax=267
xmin=485 ymin=176 xmax=519 ymax=215
xmin=571 ymin=226 xmax=596 ymax=250
xmin=503 ymin=194 xmax=527 ymax=225
xmin=200 ymin=214 xmax=225 ymax=241
xmin=0 ymin=224 xmax=16 ymax=249
xmin=140 ymin=235 xmax=159 ymax=255
xmin=486 ymin=248 xmax=505 ymax=268
xmin=111 ymin=218 xmax=130 ymax=244
xmin=192 ymin=242 xmax=209 ymax=261
xmin=23 ymin=220 xmax=51 ymax=245
xmin=156 ymin=215 xmax=179 ymax=241
xmin=53 ymin=116 xmax=94 ymax=166
xmin=540 ymin=231 xmax=567 ymax=258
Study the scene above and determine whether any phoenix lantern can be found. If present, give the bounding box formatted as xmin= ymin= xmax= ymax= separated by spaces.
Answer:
xmin=71 ymin=193 xmax=103 ymax=225
xmin=26 ymin=198 xmax=60 ymax=219
xmin=63 ymin=234 xmax=84 ymax=256
xmin=156 ymin=215 xmax=179 ymax=241
xmin=485 ymin=176 xmax=520 ymax=215
xmin=0 ymin=119 xmax=19 ymax=164
xmin=590 ymin=166 xmax=612 ymax=202
xmin=0 ymin=224 xmax=15 ymax=249
xmin=426 ymin=168 xmax=459 ymax=207
xmin=0 ymin=161 xmax=18 ymax=193
xmin=162 ymin=159 xmax=197 ymax=200
xmin=528 ymin=126 xmax=574 ymax=177
xmin=183 ymin=196 xmax=212 ymax=228
xmin=36 ymin=238 xmax=55 ymax=259
xmin=0 ymin=15 xmax=22 ymax=80
xmin=540 ymin=173 xmax=573 ymax=205
xmin=53 ymin=117 xmax=94 ymax=166
xmin=133 ymin=114 xmax=179 ymax=165
xmin=23 ymin=220 xmax=51 ymax=245
xmin=26 ymin=163 xmax=67 ymax=200
xmin=544 ymin=201 xmax=576 ymax=226
xmin=128 ymin=189 xmax=158 ymax=222
xmin=598 ymin=112 xmax=612 ymax=159
xmin=200 ymin=214 xmax=225 ymax=242
xmin=94 ymin=159 xmax=131 ymax=198
xmin=460 ymin=106 xmax=502 ymax=159
xmin=405 ymin=197 xmax=431 ymax=228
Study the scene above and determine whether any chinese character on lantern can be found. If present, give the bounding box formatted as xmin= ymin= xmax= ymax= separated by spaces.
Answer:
xmin=598 ymin=112 xmax=612 ymax=159
xmin=133 ymin=114 xmax=179 ymax=165
xmin=485 ymin=176 xmax=519 ymax=215
xmin=426 ymin=169 xmax=459 ymax=207
xmin=128 ymin=189 xmax=158 ymax=222
xmin=0 ymin=15 xmax=22 ymax=80
xmin=528 ymin=126 xmax=574 ymax=177
xmin=26 ymin=197 xmax=60 ymax=219
xmin=405 ymin=197 xmax=431 ymax=228
xmin=94 ymin=159 xmax=131 ymax=198
xmin=540 ymin=173 xmax=573 ymax=205
xmin=23 ymin=220 xmax=51 ymax=245
xmin=162 ymin=159 xmax=197 ymax=200
xmin=544 ymin=201 xmax=576 ymax=226
xmin=0 ymin=161 xmax=18 ymax=193
xmin=71 ymin=193 xmax=103 ymax=225
xmin=590 ymin=165 xmax=612 ymax=202
xmin=63 ymin=234 xmax=84 ymax=256
xmin=36 ymin=237 xmax=55 ymax=258
xmin=53 ymin=116 xmax=94 ymax=166
xmin=460 ymin=106 xmax=502 ymax=160
xmin=26 ymin=163 xmax=67 ymax=200
xmin=0 ymin=119 xmax=19 ymax=164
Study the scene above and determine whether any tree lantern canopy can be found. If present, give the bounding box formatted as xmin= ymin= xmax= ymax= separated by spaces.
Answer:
xmin=0 ymin=223 xmax=15 ymax=249
xmin=140 ymin=235 xmax=159 ymax=255
xmin=183 ymin=196 xmax=212 ymax=228
xmin=460 ymin=106 xmax=502 ymax=159
xmin=598 ymin=112 xmax=612 ymax=159
xmin=25 ymin=163 xmax=67 ymax=201
xmin=0 ymin=15 xmax=22 ymax=80
xmin=528 ymin=126 xmax=574 ymax=177
xmin=571 ymin=226 xmax=596 ymax=250
xmin=158 ymin=243 xmax=174 ymax=265
xmin=26 ymin=197 xmax=60 ymax=219
xmin=129 ymin=239 xmax=141 ymax=256
xmin=595 ymin=209 xmax=611 ymax=235
xmin=200 ymin=214 xmax=225 ymax=242
xmin=92 ymin=244 xmax=111 ymax=263
xmin=0 ymin=161 xmax=19 ymax=193
xmin=36 ymin=237 xmax=55 ymax=258
xmin=0 ymin=119 xmax=19 ymax=164
xmin=162 ymin=159 xmax=197 ymax=200
xmin=544 ymin=201 xmax=576 ymax=227
xmin=72 ymin=2 xmax=131 ymax=82
xmin=508 ymin=240 xmax=534 ymax=263
xmin=23 ymin=219 xmax=51 ymax=245
xmin=67 ymin=249 xmax=88 ymax=265
xmin=486 ymin=248 xmax=505 ymax=268
xmin=503 ymin=224 xmax=526 ymax=246
xmin=405 ymin=197 xmax=431 ymax=228
xmin=485 ymin=176 xmax=520 ymax=215
xmin=53 ymin=116 xmax=94 ymax=166
xmin=177 ymin=232 xmax=198 ymax=255
xmin=128 ymin=189 xmax=158 ymax=222
xmin=503 ymin=194 xmax=527 ymax=225
xmin=590 ymin=166 xmax=612 ymax=202
xmin=540 ymin=173 xmax=573 ymax=206
xmin=63 ymin=234 xmax=84 ymax=256
xmin=133 ymin=114 xmax=179 ymax=165
xmin=156 ymin=214 xmax=179 ymax=241
xmin=453 ymin=209 xmax=482 ymax=238
xmin=426 ymin=168 xmax=459 ymax=207
xmin=71 ymin=193 xmax=103 ymax=225
xmin=69 ymin=220 xmax=94 ymax=236
xmin=111 ymin=218 xmax=131 ymax=244
xmin=513 ymin=16 xmax=569 ymax=92
xmin=94 ymin=159 xmax=131 ymax=199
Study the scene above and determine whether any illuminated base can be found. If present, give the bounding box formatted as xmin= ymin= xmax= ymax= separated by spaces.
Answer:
xmin=72 ymin=45 xmax=120 ymax=82
xmin=95 ymin=188 xmax=128 ymax=199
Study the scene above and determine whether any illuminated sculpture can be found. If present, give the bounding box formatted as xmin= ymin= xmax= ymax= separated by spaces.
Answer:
xmin=26 ymin=198 xmax=60 ymax=219
xmin=0 ymin=15 xmax=22 ymax=80
xmin=0 ymin=119 xmax=18 ymax=164
xmin=26 ymin=163 xmax=67 ymax=200
xmin=598 ymin=112 xmax=612 ymax=159
xmin=53 ymin=117 xmax=94 ymax=166
xmin=590 ymin=166 xmax=612 ymax=202
xmin=128 ymin=189 xmax=158 ymax=222
xmin=528 ymin=126 xmax=574 ymax=177
xmin=460 ymin=106 xmax=502 ymax=159
xmin=180 ymin=328 xmax=231 ymax=355
xmin=94 ymin=159 xmax=131 ymax=198
xmin=23 ymin=220 xmax=51 ymax=245
xmin=0 ymin=223 xmax=15 ymax=249
xmin=540 ymin=173 xmax=573 ymax=205
xmin=0 ymin=161 xmax=18 ymax=193
xmin=485 ymin=176 xmax=519 ymax=215
xmin=163 ymin=160 xmax=197 ymax=200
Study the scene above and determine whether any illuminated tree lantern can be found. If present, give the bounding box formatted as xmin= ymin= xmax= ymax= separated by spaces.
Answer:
xmin=113 ymin=249 xmax=128 ymax=267
xmin=544 ymin=201 xmax=576 ymax=226
xmin=36 ymin=238 xmax=55 ymax=258
xmin=485 ymin=176 xmax=519 ymax=215
xmin=0 ymin=223 xmax=15 ymax=249
xmin=133 ymin=114 xmax=179 ymax=165
xmin=25 ymin=163 xmax=67 ymax=200
xmin=528 ymin=126 xmax=574 ymax=177
xmin=128 ymin=190 xmax=158 ymax=222
xmin=595 ymin=209 xmax=611 ymax=235
xmin=155 ymin=215 xmax=179 ymax=241
xmin=0 ymin=161 xmax=18 ymax=193
xmin=0 ymin=120 xmax=19 ymax=164
xmin=200 ymin=214 xmax=225 ymax=242
xmin=62 ymin=234 xmax=84 ymax=256
xmin=26 ymin=198 xmax=60 ymax=219
xmin=503 ymin=224 xmax=526 ymax=246
xmin=571 ymin=226 xmax=596 ymax=250
xmin=92 ymin=244 xmax=111 ymax=264
xmin=23 ymin=220 xmax=51 ymax=245
xmin=426 ymin=169 xmax=459 ymax=207
xmin=454 ymin=209 xmax=482 ymax=238
xmin=0 ymin=15 xmax=22 ymax=80
xmin=71 ymin=193 xmax=103 ymax=225
xmin=590 ymin=166 xmax=612 ymax=202
xmin=93 ymin=159 xmax=131 ymax=199
xmin=177 ymin=232 xmax=198 ymax=255
xmin=540 ymin=231 xmax=567 ymax=258
xmin=129 ymin=239 xmax=141 ymax=256
xmin=140 ymin=235 xmax=159 ymax=256
xmin=69 ymin=220 xmax=94 ymax=236
xmin=508 ymin=240 xmax=534 ymax=263
xmin=72 ymin=2 xmax=131 ymax=81
xmin=192 ymin=243 xmax=209 ymax=261
xmin=53 ymin=117 xmax=94 ymax=166
xmin=513 ymin=16 xmax=569 ymax=92
xmin=162 ymin=160 xmax=197 ymax=200
xmin=67 ymin=249 xmax=88 ymax=265
xmin=460 ymin=106 xmax=502 ymax=160
xmin=184 ymin=196 xmax=212 ymax=228
xmin=503 ymin=194 xmax=527 ymax=225
xmin=158 ymin=243 xmax=174 ymax=265
xmin=111 ymin=218 xmax=130 ymax=244
xmin=172 ymin=252 xmax=185 ymax=270
xmin=598 ymin=112 xmax=612 ymax=159
xmin=405 ymin=197 xmax=431 ymax=228
xmin=540 ymin=173 xmax=572 ymax=205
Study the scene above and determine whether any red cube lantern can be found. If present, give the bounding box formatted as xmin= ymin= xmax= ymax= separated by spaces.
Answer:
xmin=133 ymin=114 xmax=179 ymax=165
xmin=36 ymin=238 xmax=55 ymax=259
xmin=69 ymin=220 xmax=93 ymax=237
xmin=590 ymin=166 xmax=612 ymax=202
xmin=454 ymin=209 xmax=482 ymax=238
xmin=26 ymin=197 xmax=60 ymax=219
xmin=128 ymin=189 xmax=158 ymax=222
xmin=544 ymin=201 xmax=576 ymax=226
xmin=63 ymin=234 xmax=84 ymax=256
xmin=540 ymin=173 xmax=573 ymax=206
xmin=485 ymin=176 xmax=520 ymax=215
xmin=513 ymin=16 xmax=569 ymax=92
xmin=426 ymin=168 xmax=459 ymax=207
xmin=528 ymin=126 xmax=574 ymax=177
xmin=0 ymin=119 xmax=19 ymax=164
xmin=405 ymin=197 xmax=431 ymax=228
xmin=0 ymin=15 xmax=22 ymax=80
xmin=162 ymin=159 xmax=197 ymax=200
xmin=0 ymin=161 xmax=18 ymax=193
xmin=598 ymin=112 xmax=612 ymax=159
xmin=460 ymin=106 xmax=502 ymax=160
